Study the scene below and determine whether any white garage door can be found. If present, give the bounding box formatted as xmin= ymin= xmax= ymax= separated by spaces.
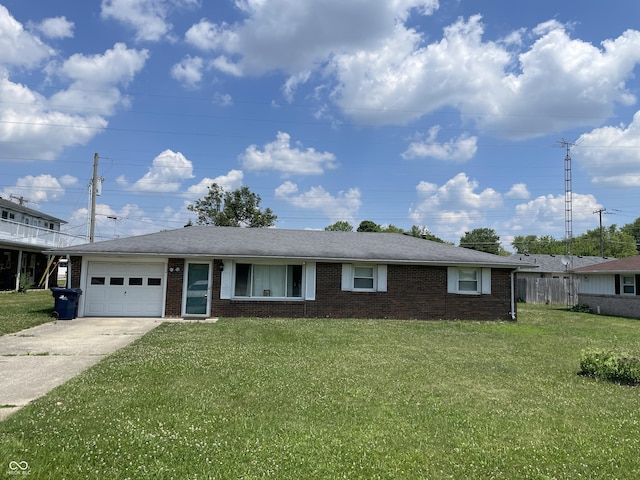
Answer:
xmin=84 ymin=262 xmax=165 ymax=317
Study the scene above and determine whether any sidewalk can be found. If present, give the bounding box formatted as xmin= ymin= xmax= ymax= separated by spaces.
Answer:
xmin=0 ymin=317 xmax=162 ymax=421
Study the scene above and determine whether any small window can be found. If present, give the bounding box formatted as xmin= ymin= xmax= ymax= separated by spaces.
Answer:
xmin=458 ymin=269 xmax=478 ymax=292
xmin=148 ymin=278 xmax=161 ymax=286
xmin=353 ymin=266 xmax=375 ymax=290
xmin=622 ymin=276 xmax=635 ymax=295
xmin=110 ymin=277 xmax=124 ymax=286
xmin=91 ymin=277 xmax=106 ymax=285
xmin=1 ymin=211 xmax=6 ymax=220
xmin=129 ymin=278 xmax=143 ymax=286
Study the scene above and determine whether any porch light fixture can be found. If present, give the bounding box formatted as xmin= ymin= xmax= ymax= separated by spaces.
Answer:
xmin=169 ymin=266 xmax=180 ymax=273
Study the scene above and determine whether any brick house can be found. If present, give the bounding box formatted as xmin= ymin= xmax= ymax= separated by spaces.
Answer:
xmin=573 ymin=255 xmax=640 ymax=319
xmin=48 ymin=226 xmax=532 ymax=320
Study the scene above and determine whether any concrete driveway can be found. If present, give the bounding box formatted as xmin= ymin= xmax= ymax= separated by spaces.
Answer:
xmin=0 ymin=317 xmax=162 ymax=421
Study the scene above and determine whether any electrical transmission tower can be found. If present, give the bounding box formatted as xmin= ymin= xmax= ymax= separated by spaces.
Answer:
xmin=559 ymin=139 xmax=576 ymax=256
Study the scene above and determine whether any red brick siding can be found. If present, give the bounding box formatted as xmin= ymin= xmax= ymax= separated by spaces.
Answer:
xmin=69 ymin=256 xmax=82 ymax=289
xmin=204 ymin=261 xmax=516 ymax=321
xmin=164 ymin=258 xmax=185 ymax=317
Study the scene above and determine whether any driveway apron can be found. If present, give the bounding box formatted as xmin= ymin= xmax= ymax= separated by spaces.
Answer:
xmin=0 ymin=317 xmax=160 ymax=421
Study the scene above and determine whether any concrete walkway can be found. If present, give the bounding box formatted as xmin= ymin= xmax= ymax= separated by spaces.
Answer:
xmin=0 ymin=317 xmax=163 ymax=421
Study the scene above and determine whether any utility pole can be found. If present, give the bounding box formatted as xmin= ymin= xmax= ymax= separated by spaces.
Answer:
xmin=594 ymin=208 xmax=606 ymax=257
xmin=89 ymin=153 xmax=99 ymax=243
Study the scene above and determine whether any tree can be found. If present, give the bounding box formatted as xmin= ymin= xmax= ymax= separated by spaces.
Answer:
xmin=621 ymin=217 xmax=640 ymax=253
xmin=407 ymin=225 xmax=448 ymax=243
xmin=325 ymin=221 xmax=353 ymax=232
xmin=357 ymin=220 xmax=381 ymax=232
xmin=380 ymin=224 xmax=404 ymax=233
xmin=187 ymin=183 xmax=277 ymax=227
xmin=459 ymin=228 xmax=501 ymax=255
xmin=512 ymin=235 xmax=565 ymax=255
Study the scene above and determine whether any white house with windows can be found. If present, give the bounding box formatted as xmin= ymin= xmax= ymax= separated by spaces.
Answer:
xmin=0 ymin=197 xmax=85 ymax=290
xmin=573 ymin=255 xmax=640 ymax=319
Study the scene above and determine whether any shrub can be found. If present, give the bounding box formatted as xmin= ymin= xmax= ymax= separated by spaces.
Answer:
xmin=579 ymin=349 xmax=640 ymax=385
xmin=569 ymin=303 xmax=593 ymax=313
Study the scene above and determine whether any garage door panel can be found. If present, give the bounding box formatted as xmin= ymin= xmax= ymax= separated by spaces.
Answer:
xmin=85 ymin=262 xmax=165 ymax=317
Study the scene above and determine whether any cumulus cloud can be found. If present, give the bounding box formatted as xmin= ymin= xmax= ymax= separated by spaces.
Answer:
xmin=185 ymin=169 xmax=244 ymax=198
xmin=275 ymin=181 xmax=362 ymax=224
xmin=509 ymin=193 xmax=601 ymax=238
xmin=101 ymin=0 xmax=199 ymax=42
xmin=240 ymin=132 xmax=337 ymax=175
xmin=409 ymin=173 xmax=502 ymax=239
xmin=0 ymin=5 xmax=55 ymax=67
xmin=185 ymin=0 xmax=439 ymax=76
xmin=576 ymin=110 xmax=640 ymax=186
xmin=1 ymin=174 xmax=68 ymax=203
xmin=505 ymin=183 xmax=530 ymax=199
xmin=124 ymin=150 xmax=195 ymax=192
xmin=171 ymin=55 xmax=204 ymax=88
xmin=35 ymin=16 xmax=74 ymax=39
xmin=402 ymin=126 xmax=478 ymax=162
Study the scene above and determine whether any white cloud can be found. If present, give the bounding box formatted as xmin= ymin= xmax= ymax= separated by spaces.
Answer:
xmin=185 ymin=0 xmax=439 ymax=75
xmin=0 ymin=5 xmax=55 ymax=67
xmin=402 ymin=126 xmax=478 ymax=162
xmin=127 ymin=150 xmax=195 ymax=192
xmin=212 ymin=92 xmax=233 ymax=107
xmin=505 ymin=183 xmax=530 ymax=200
xmin=171 ymin=55 xmax=204 ymax=88
xmin=576 ymin=110 xmax=640 ymax=186
xmin=509 ymin=193 xmax=601 ymax=238
xmin=275 ymin=181 xmax=362 ymax=224
xmin=240 ymin=132 xmax=337 ymax=175
xmin=1 ymin=174 xmax=67 ymax=203
xmin=49 ymin=43 xmax=149 ymax=116
xmin=100 ymin=0 xmax=199 ymax=42
xmin=185 ymin=169 xmax=244 ymax=198
xmin=409 ymin=173 xmax=502 ymax=239
xmin=35 ymin=16 xmax=74 ymax=39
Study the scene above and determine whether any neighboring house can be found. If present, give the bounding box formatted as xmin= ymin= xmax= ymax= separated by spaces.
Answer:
xmin=0 ymin=197 xmax=85 ymax=290
xmin=573 ymin=255 xmax=640 ymax=319
xmin=508 ymin=254 xmax=612 ymax=305
xmin=47 ymin=226 xmax=534 ymax=321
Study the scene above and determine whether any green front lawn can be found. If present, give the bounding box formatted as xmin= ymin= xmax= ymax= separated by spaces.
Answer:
xmin=1 ymin=305 xmax=640 ymax=478
xmin=0 ymin=290 xmax=54 ymax=336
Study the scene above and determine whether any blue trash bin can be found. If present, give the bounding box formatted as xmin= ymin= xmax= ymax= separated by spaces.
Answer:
xmin=51 ymin=287 xmax=82 ymax=320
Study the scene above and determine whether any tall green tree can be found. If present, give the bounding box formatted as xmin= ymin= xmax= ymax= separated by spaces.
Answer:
xmin=621 ymin=217 xmax=640 ymax=253
xmin=512 ymin=235 xmax=565 ymax=254
xmin=459 ymin=228 xmax=501 ymax=255
xmin=380 ymin=224 xmax=404 ymax=233
xmin=325 ymin=221 xmax=354 ymax=232
xmin=357 ymin=220 xmax=381 ymax=232
xmin=188 ymin=183 xmax=277 ymax=227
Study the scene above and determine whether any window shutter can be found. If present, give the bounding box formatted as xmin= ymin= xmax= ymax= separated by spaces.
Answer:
xmin=615 ymin=274 xmax=621 ymax=295
xmin=636 ymin=275 xmax=640 ymax=296
xmin=377 ymin=265 xmax=387 ymax=292
xmin=341 ymin=264 xmax=352 ymax=291
xmin=481 ymin=268 xmax=491 ymax=294
xmin=220 ymin=261 xmax=233 ymax=299
xmin=305 ymin=262 xmax=316 ymax=300
xmin=447 ymin=267 xmax=457 ymax=293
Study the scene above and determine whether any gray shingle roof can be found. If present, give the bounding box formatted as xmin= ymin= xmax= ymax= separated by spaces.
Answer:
xmin=47 ymin=226 xmax=533 ymax=267
xmin=507 ymin=254 xmax=612 ymax=273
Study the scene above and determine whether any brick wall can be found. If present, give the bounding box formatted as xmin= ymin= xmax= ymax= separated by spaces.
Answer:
xmin=578 ymin=293 xmax=640 ymax=320
xmin=69 ymin=255 xmax=82 ymax=289
xmin=203 ymin=262 xmax=517 ymax=321
xmin=165 ymin=258 xmax=184 ymax=317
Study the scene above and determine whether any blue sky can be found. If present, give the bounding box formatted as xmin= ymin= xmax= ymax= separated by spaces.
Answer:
xmin=2 ymin=0 xmax=640 ymax=248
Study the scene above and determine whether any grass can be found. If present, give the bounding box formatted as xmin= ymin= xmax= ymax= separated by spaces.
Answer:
xmin=1 ymin=305 xmax=640 ymax=478
xmin=0 ymin=290 xmax=54 ymax=336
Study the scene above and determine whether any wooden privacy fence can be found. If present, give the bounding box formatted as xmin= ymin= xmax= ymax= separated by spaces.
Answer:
xmin=517 ymin=277 xmax=578 ymax=305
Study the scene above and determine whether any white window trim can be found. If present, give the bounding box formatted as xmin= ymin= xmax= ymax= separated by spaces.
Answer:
xmin=621 ymin=275 xmax=636 ymax=295
xmin=448 ymin=267 xmax=491 ymax=295
xmin=220 ymin=260 xmax=314 ymax=301
xmin=341 ymin=264 xmax=387 ymax=292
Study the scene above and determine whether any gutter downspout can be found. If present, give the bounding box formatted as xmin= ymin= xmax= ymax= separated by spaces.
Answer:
xmin=510 ymin=270 xmax=517 ymax=320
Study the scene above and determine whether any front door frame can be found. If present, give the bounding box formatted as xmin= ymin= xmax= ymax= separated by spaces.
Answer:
xmin=182 ymin=261 xmax=213 ymax=317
